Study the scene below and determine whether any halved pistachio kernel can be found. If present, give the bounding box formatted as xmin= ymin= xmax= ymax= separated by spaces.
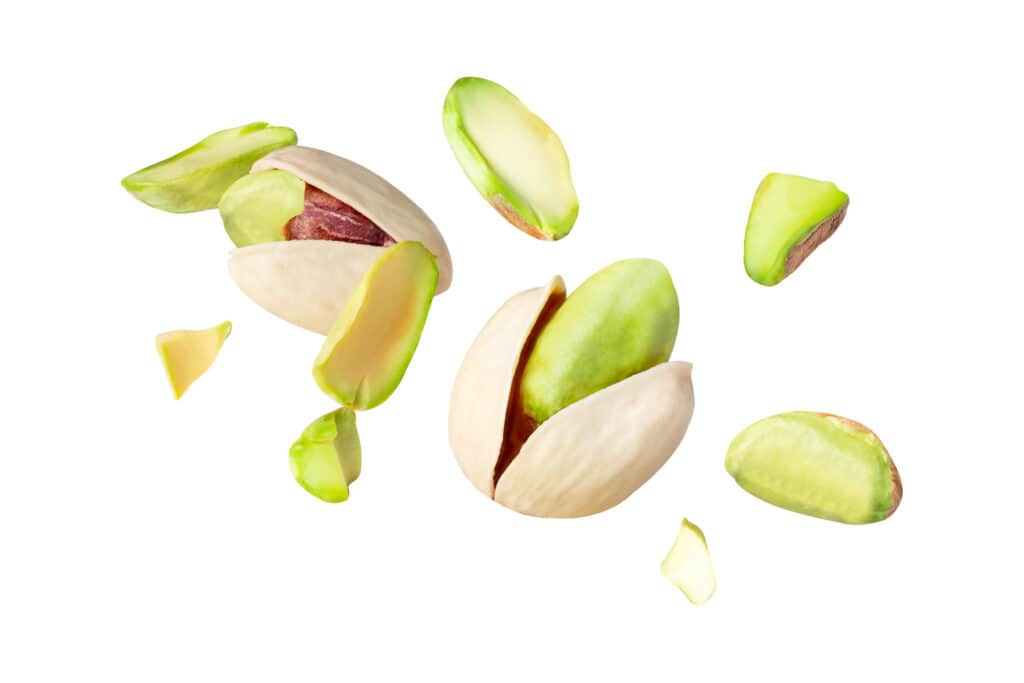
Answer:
xmin=289 ymin=408 xmax=361 ymax=503
xmin=726 ymin=411 xmax=902 ymax=524
xmin=313 ymin=241 xmax=438 ymax=410
xmin=661 ymin=519 xmax=716 ymax=606
xmin=121 ymin=122 xmax=296 ymax=213
xmin=449 ymin=262 xmax=693 ymax=518
xmin=519 ymin=259 xmax=679 ymax=425
xmin=744 ymin=173 xmax=849 ymax=286
xmin=218 ymin=169 xmax=396 ymax=248
xmin=443 ymin=77 xmax=578 ymax=240
xmin=154 ymin=321 xmax=231 ymax=399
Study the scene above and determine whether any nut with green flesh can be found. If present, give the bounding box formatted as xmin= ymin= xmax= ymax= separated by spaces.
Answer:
xmin=155 ymin=321 xmax=231 ymax=399
xmin=121 ymin=122 xmax=297 ymax=212
xmin=226 ymin=146 xmax=452 ymax=335
xmin=449 ymin=261 xmax=694 ymax=518
xmin=661 ymin=519 xmax=716 ymax=605
xmin=725 ymin=411 xmax=902 ymax=523
xmin=289 ymin=408 xmax=361 ymax=503
xmin=313 ymin=241 xmax=438 ymax=410
xmin=443 ymin=77 xmax=578 ymax=240
xmin=520 ymin=259 xmax=679 ymax=425
xmin=744 ymin=173 xmax=849 ymax=285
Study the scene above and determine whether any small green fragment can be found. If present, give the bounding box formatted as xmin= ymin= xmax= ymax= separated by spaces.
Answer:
xmin=744 ymin=173 xmax=849 ymax=285
xmin=289 ymin=408 xmax=361 ymax=503
xmin=121 ymin=122 xmax=297 ymax=212
xmin=443 ymin=77 xmax=578 ymax=240
xmin=520 ymin=259 xmax=679 ymax=424
xmin=725 ymin=411 xmax=902 ymax=523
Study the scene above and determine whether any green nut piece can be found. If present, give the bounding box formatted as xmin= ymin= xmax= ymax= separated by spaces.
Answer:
xmin=725 ymin=411 xmax=902 ymax=524
xmin=443 ymin=77 xmax=578 ymax=240
xmin=520 ymin=259 xmax=679 ymax=424
xmin=155 ymin=320 xmax=231 ymax=399
xmin=313 ymin=241 xmax=438 ymax=410
xmin=289 ymin=408 xmax=361 ymax=503
xmin=121 ymin=122 xmax=297 ymax=212
xmin=661 ymin=518 xmax=716 ymax=606
xmin=744 ymin=173 xmax=849 ymax=285
xmin=218 ymin=169 xmax=306 ymax=246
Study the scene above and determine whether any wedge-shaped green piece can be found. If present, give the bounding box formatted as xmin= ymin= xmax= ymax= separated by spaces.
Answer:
xmin=520 ymin=259 xmax=679 ymax=424
xmin=218 ymin=169 xmax=306 ymax=246
xmin=661 ymin=519 xmax=716 ymax=605
xmin=121 ymin=122 xmax=297 ymax=212
xmin=744 ymin=173 xmax=849 ymax=285
xmin=289 ymin=408 xmax=361 ymax=503
xmin=313 ymin=241 xmax=438 ymax=409
xmin=726 ymin=411 xmax=902 ymax=523
xmin=443 ymin=77 xmax=578 ymax=240
xmin=155 ymin=321 xmax=231 ymax=399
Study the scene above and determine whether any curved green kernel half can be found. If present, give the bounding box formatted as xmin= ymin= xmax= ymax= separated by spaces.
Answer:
xmin=313 ymin=241 xmax=438 ymax=410
xmin=725 ymin=411 xmax=902 ymax=524
xmin=121 ymin=122 xmax=297 ymax=213
xmin=289 ymin=408 xmax=361 ymax=503
xmin=519 ymin=259 xmax=679 ymax=424
xmin=443 ymin=77 xmax=578 ymax=240
xmin=744 ymin=173 xmax=849 ymax=286
xmin=219 ymin=169 xmax=306 ymax=247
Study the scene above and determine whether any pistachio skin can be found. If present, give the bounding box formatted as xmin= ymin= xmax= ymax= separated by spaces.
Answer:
xmin=726 ymin=411 xmax=902 ymax=523
xmin=520 ymin=259 xmax=679 ymax=424
xmin=289 ymin=408 xmax=361 ymax=503
xmin=121 ymin=122 xmax=297 ymax=212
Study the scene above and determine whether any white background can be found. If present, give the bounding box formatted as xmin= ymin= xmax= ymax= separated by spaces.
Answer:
xmin=3 ymin=1 xmax=1022 ymax=680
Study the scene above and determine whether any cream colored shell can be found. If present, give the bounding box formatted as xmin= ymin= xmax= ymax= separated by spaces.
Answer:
xmin=449 ymin=281 xmax=695 ymax=518
xmin=228 ymin=146 xmax=452 ymax=335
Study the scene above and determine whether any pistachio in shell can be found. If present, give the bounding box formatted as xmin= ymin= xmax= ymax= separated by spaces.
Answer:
xmin=122 ymin=122 xmax=297 ymax=212
xmin=448 ymin=262 xmax=694 ymax=518
xmin=225 ymin=146 xmax=452 ymax=334
xmin=725 ymin=411 xmax=902 ymax=523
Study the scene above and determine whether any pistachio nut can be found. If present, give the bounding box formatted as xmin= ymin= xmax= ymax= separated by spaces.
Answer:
xmin=725 ymin=411 xmax=902 ymax=523
xmin=122 ymin=122 xmax=297 ymax=213
xmin=155 ymin=320 xmax=231 ymax=399
xmin=225 ymin=146 xmax=452 ymax=334
xmin=661 ymin=518 xmax=716 ymax=605
xmin=744 ymin=173 xmax=849 ymax=286
xmin=289 ymin=408 xmax=361 ymax=503
xmin=449 ymin=259 xmax=695 ymax=518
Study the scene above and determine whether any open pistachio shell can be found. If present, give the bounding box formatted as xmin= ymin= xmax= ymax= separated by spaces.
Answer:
xmin=228 ymin=240 xmax=383 ymax=335
xmin=227 ymin=146 xmax=452 ymax=333
xmin=496 ymin=362 xmax=693 ymax=517
xmin=449 ymin=281 xmax=694 ymax=518
xmin=448 ymin=277 xmax=566 ymax=496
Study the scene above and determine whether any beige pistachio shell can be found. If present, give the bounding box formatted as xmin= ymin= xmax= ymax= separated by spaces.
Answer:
xmin=228 ymin=240 xmax=383 ymax=335
xmin=448 ymin=277 xmax=566 ymax=495
xmin=252 ymin=146 xmax=453 ymax=291
xmin=495 ymin=362 xmax=694 ymax=517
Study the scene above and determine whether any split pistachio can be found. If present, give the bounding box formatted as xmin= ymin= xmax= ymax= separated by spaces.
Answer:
xmin=726 ymin=411 xmax=902 ymax=523
xmin=314 ymin=241 xmax=438 ymax=410
xmin=443 ymin=77 xmax=578 ymax=240
xmin=289 ymin=408 xmax=361 ymax=503
xmin=155 ymin=321 xmax=231 ymax=399
xmin=449 ymin=259 xmax=694 ymax=518
xmin=744 ymin=173 xmax=849 ymax=285
xmin=226 ymin=146 xmax=452 ymax=334
xmin=661 ymin=519 xmax=716 ymax=605
xmin=121 ymin=122 xmax=297 ymax=213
